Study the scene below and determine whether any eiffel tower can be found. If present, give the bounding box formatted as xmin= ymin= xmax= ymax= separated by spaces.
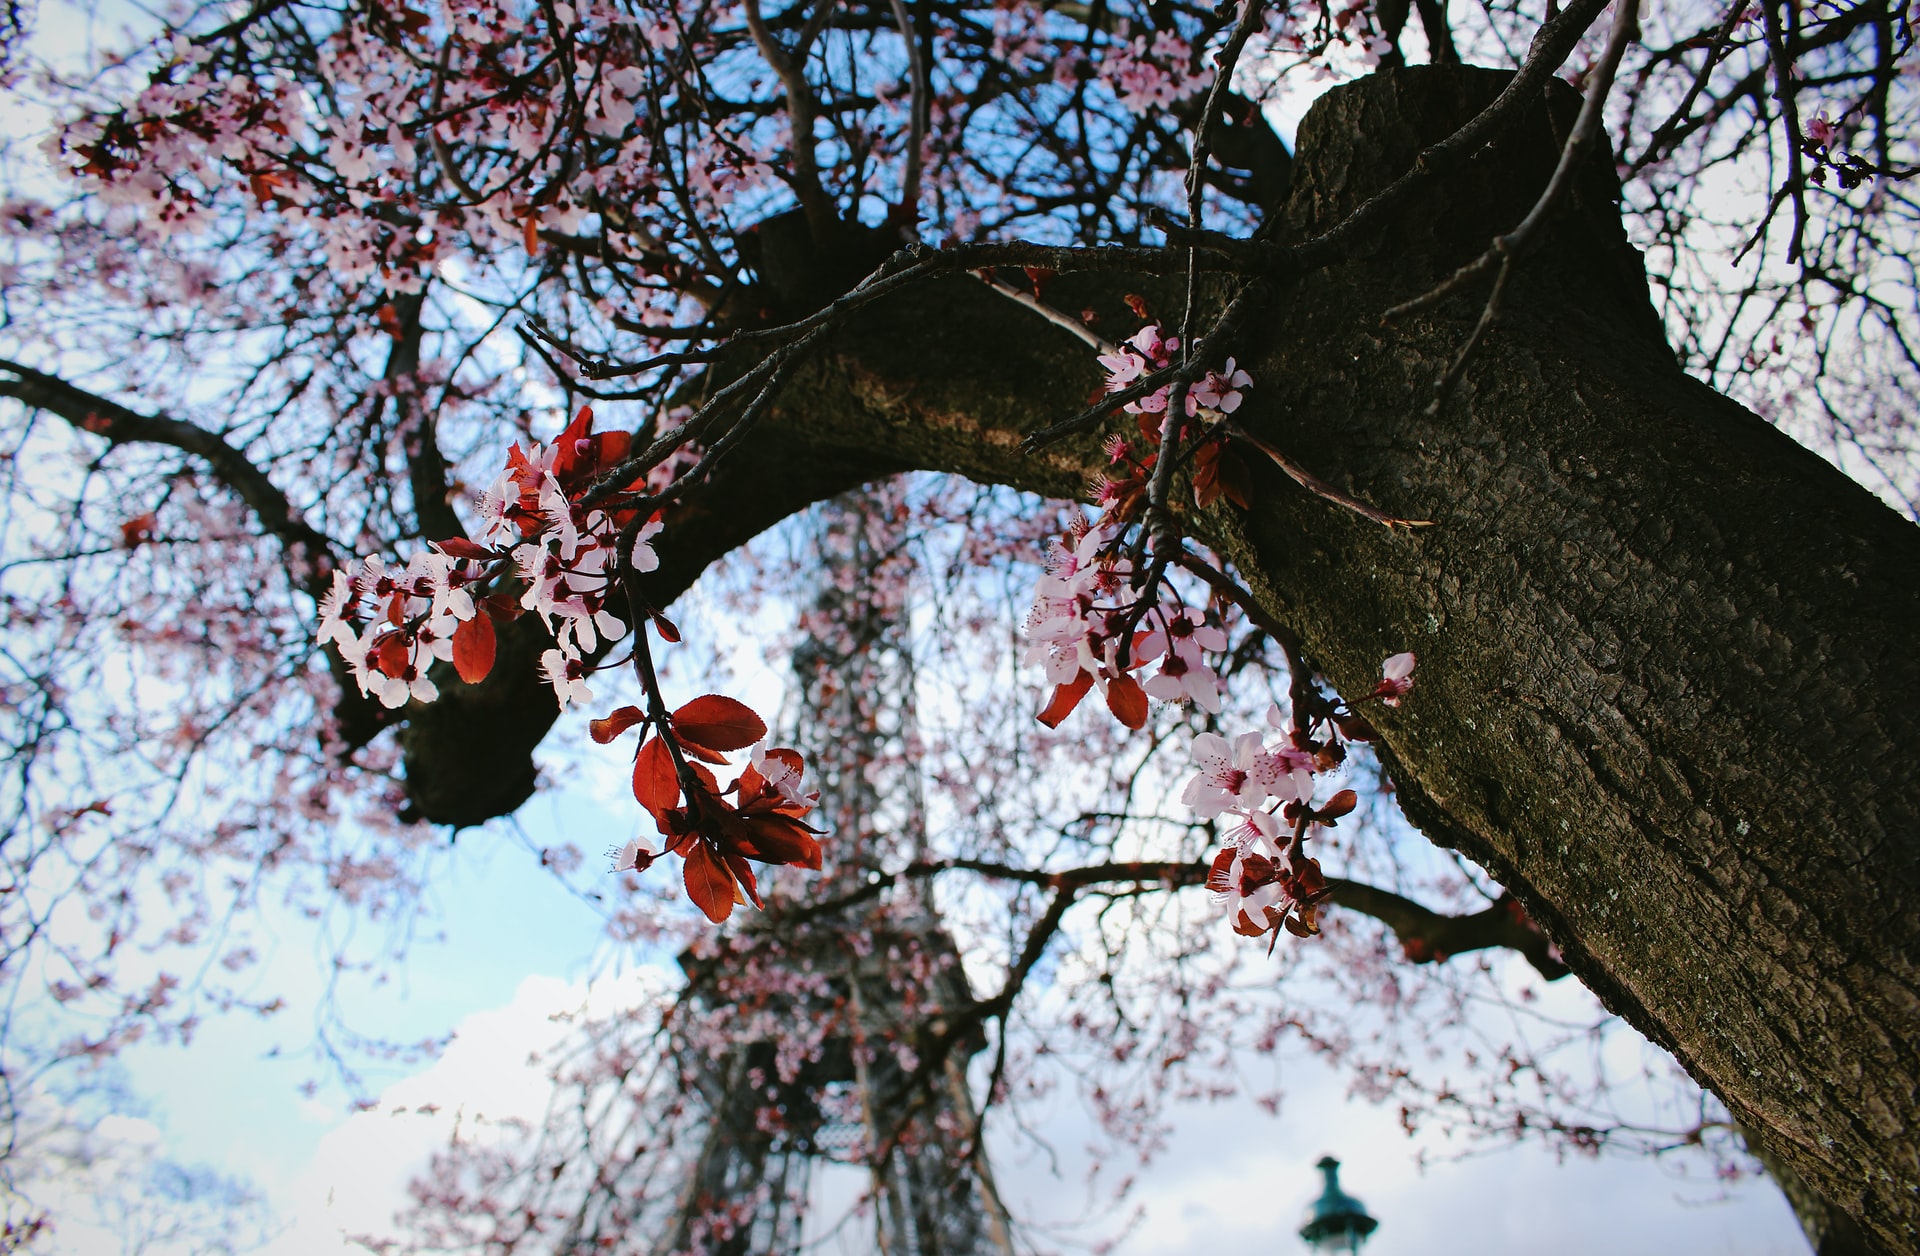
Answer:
xmin=653 ymin=487 xmax=1015 ymax=1256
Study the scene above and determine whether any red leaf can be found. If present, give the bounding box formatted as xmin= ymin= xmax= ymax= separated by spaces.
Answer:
xmin=736 ymin=813 xmax=823 ymax=870
xmin=1206 ymin=847 xmax=1236 ymax=894
xmin=632 ymin=736 xmax=679 ymax=828
xmin=451 ymin=613 xmax=496 ymax=684
xmin=651 ymin=613 xmax=681 ymax=643
xmin=479 ymin=592 xmax=524 ymax=622
xmin=1036 ymin=672 xmax=1094 ymax=728
xmin=1192 ymin=441 xmax=1223 ymax=510
xmin=725 ymin=854 xmax=764 ymax=909
xmin=432 ymin=537 xmax=496 ymax=561
xmin=374 ymin=632 xmax=409 ymax=678
xmin=523 ymin=214 xmax=542 ymax=256
xmin=1218 ymin=445 xmax=1253 ymax=509
xmin=683 ymin=841 xmax=737 ymax=924
xmin=559 ymin=404 xmax=593 ymax=447
xmin=678 ymin=739 xmax=732 ymax=765
xmin=1317 ymin=789 xmax=1359 ymax=823
xmin=550 ymin=405 xmax=594 ymax=480
xmin=1334 ymin=712 xmax=1379 ymax=742
xmin=119 ymin=511 xmax=157 ymax=549
xmin=671 ymin=694 xmax=766 ymax=754
xmin=1105 ymin=674 xmax=1149 ymax=730
xmin=590 ymin=705 xmax=646 ymax=744
xmin=591 ymin=430 xmax=630 ymax=468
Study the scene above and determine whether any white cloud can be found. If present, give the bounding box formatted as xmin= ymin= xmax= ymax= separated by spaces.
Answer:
xmin=991 ymin=1046 xmax=1804 ymax=1256
xmin=260 ymin=966 xmax=673 ymax=1256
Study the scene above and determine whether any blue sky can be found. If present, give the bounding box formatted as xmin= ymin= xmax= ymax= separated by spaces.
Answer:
xmin=64 ymin=736 xmax=1805 ymax=1256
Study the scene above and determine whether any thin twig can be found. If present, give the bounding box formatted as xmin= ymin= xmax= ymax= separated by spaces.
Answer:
xmin=1761 ymin=0 xmax=1812 ymax=264
xmin=1420 ymin=254 xmax=1516 ymax=416
xmin=743 ymin=0 xmax=840 ymax=235
xmin=1151 ymin=0 xmax=1269 ymax=565
xmin=887 ymin=0 xmax=928 ymax=230
xmin=1625 ymin=0 xmax=1750 ymax=175
xmin=973 ymin=271 xmax=1115 ymax=353
xmin=1223 ymin=422 xmax=1434 ymax=529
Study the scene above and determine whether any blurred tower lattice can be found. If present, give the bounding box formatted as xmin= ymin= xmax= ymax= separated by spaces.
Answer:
xmin=655 ymin=487 xmax=1014 ymax=1256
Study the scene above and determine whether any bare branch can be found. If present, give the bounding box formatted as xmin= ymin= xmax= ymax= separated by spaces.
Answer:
xmin=887 ymin=0 xmax=928 ymax=229
xmin=0 ymin=360 xmax=335 ymax=577
xmin=972 ymin=270 xmax=1115 ymax=353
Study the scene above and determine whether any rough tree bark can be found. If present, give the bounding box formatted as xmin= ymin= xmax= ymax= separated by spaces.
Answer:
xmin=398 ymin=66 xmax=1920 ymax=1249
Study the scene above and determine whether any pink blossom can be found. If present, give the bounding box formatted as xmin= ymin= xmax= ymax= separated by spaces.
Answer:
xmin=1187 ymin=359 xmax=1253 ymax=416
xmin=1207 ymin=843 xmax=1287 ymax=935
xmin=1127 ymin=324 xmax=1174 ymax=360
xmin=631 ymin=515 xmax=663 ymax=573
xmin=751 ymin=742 xmax=820 ymax=811
xmin=1370 ymin=651 xmax=1416 ymax=706
xmin=1097 ymin=347 xmax=1146 ymax=388
xmin=611 ymin=836 xmax=657 ymax=872
xmin=316 ymin=569 xmax=358 ymax=649
xmin=1138 ymin=609 xmax=1226 ymax=712
xmin=1181 ymin=731 xmax=1268 ymax=818
xmin=540 ymin=648 xmax=595 ymax=709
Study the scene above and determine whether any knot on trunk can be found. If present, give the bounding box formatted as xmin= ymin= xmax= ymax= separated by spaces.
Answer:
xmin=735 ymin=209 xmax=902 ymax=323
xmin=1284 ymin=64 xmax=1671 ymax=361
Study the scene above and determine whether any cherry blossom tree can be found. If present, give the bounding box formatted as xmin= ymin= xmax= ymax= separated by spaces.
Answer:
xmin=0 ymin=0 xmax=1916 ymax=1248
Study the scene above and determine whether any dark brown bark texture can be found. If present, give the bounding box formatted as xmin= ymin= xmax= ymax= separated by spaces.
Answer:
xmin=1745 ymin=1120 xmax=1890 ymax=1256
xmin=398 ymin=66 xmax=1920 ymax=1247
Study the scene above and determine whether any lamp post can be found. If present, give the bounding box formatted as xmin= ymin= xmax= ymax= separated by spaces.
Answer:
xmin=1298 ymin=1156 xmax=1379 ymax=1254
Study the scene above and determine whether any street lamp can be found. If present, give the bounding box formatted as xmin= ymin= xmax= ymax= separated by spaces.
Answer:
xmin=1298 ymin=1155 xmax=1379 ymax=1254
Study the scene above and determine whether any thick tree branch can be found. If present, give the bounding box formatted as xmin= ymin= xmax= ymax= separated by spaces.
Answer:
xmin=777 ymin=856 xmax=1570 ymax=979
xmin=380 ymin=293 xmax=467 ymax=543
xmin=0 ymin=358 xmax=335 ymax=575
xmin=742 ymin=0 xmax=840 ymax=240
xmin=1328 ymin=883 xmax=1569 ymax=979
xmin=857 ymin=852 xmax=1566 ymax=1165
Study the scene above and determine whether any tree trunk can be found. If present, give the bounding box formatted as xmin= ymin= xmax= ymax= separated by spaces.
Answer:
xmin=398 ymin=66 xmax=1920 ymax=1248
xmin=1744 ymin=1121 xmax=1890 ymax=1255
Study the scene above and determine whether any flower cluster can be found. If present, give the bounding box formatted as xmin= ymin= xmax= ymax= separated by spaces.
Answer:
xmin=1095 ymin=324 xmax=1250 ymax=424
xmin=477 ymin=406 xmax=661 ymax=710
xmin=602 ymin=696 xmax=824 ymax=924
xmin=318 ymin=406 xmax=657 ymax=713
xmin=1186 ymin=717 xmax=1342 ymax=939
xmin=1098 ymin=29 xmax=1212 ymax=115
xmin=1026 ymin=322 xmax=1425 ymax=947
xmin=1184 ymin=653 xmax=1416 ymax=941
xmin=1023 ymin=316 xmax=1266 ymax=731
xmin=317 ymin=406 xmax=830 ymax=925
xmin=1800 ymin=111 xmax=1878 ymax=190
xmin=1092 ymin=322 xmax=1255 ymax=514
xmin=1022 ymin=517 xmax=1236 ymax=728
xmin=317 ymin=549 xmax=496 ymax=709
